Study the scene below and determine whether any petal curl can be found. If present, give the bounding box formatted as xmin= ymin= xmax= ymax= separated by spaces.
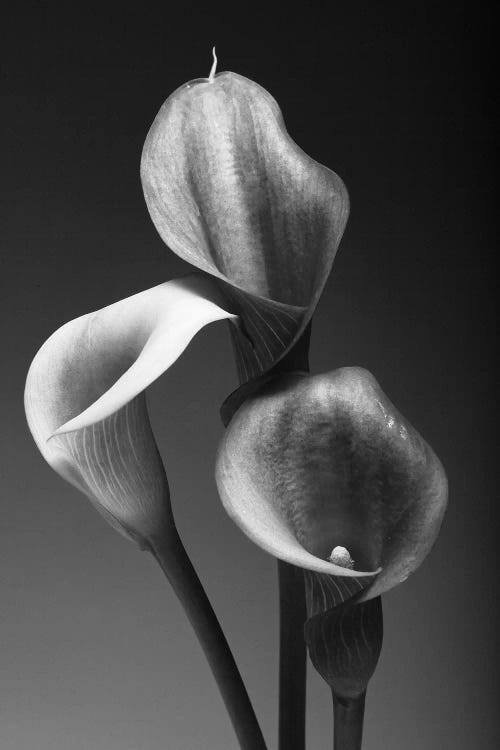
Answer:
xmin=141 ymin=72 xmax=348 ymax=381
xmin=215 ymin=368 xmax=447 ymax=602
xmin=25 ymin=274 xmax=236 ymax=544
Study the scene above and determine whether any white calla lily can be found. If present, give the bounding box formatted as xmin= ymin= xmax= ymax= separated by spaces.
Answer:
xmin=25 ymin=274 xmax=236 ymax=544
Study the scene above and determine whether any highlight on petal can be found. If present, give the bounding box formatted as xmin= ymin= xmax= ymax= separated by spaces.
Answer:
xmin=215 ymin=367 xmax=447 ymax=603
xmin=25 ymin=274 xmax=236 ymax=544
xmin=141 ymin=72 xmax=349 ymax=381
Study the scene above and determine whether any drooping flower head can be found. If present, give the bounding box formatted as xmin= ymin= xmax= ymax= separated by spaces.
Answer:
xmin=216 ymin=367 xmax=447 ymax=606
xmin=216 ymin=365 xmax=447 ymax=704
xmin=141 ymin=71 xmax=349 ymax=382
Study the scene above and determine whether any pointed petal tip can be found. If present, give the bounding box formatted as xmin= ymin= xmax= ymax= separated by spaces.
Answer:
xmin=48 ymin=421 xmax=79 ymax=440
xmin=29 ymin=275 xmax=238 ymax=446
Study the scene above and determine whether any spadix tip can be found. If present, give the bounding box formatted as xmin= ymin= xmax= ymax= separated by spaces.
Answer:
xmin=328 ymin=546 xmax=355 ymax=569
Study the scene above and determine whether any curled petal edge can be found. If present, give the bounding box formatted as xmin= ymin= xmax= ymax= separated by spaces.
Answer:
xmin=25 ymin=274 xmax=237 ymax=444
xmin=24 ymin=274 xmax=237 ymax=543
xmin=215 ymin=368 xmax=448 ymax=605
xmin=141 ymin=71 xmax=349 ymax=385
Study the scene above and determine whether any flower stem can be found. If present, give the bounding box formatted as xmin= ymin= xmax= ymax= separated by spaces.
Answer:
xmin=150 ymin=525 xmax=267 ymax=750
xmin=274 ymin=330 xmax=310 ymax=750
xmin=332 ymin=692 xmax=366 ymax=750
xmin=278 ymin=560 xmax=307 ymax=750
xmin=227 ymin=325 xmax=311 ymax=749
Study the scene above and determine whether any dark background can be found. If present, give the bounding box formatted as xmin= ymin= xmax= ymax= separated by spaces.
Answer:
xmin=1 ymin=3 xmax=496 ymax=749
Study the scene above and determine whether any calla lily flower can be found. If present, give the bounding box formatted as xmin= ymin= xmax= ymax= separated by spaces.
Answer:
xmin=216 ymin=367 xmax=448 ymax=608
xmin=141 ymin=70 xmax=349 ymax=383
xmin=215 ymin=365 xmax=447 ymax=742
xmin=25 ymin=276 xmax=236 ymax=545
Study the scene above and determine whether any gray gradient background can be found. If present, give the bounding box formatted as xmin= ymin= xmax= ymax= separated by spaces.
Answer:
xmin=1 ymin=3 xmax=496 ymax=749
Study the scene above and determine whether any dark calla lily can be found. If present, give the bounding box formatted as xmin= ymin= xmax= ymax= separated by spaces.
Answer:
xmin=141 ymin=70 xmax=349 ymax=381
xmin=216 ymin=367 xmax=448 ymax=605
xmin=216 ymin=366 xmax=447 ymax=745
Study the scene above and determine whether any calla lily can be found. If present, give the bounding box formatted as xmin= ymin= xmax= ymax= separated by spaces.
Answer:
xmin=216 ymin=365 xmax=447 ymax=745
xmin=25 ymin=275 xmax=237 ymax=545
xmin=216 ymin=366 xmax=447 ymax=606
xmin=24 ymin=275 xmax=269 ymax=750
xmin=141 ymin=69 xmax=349 ymax=383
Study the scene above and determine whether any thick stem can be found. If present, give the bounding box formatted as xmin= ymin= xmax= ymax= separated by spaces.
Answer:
xmin=333 ymin=692 xmax=366 ymax=750
xmin=226 ymin=325 xmax=311 ymax=749
xmin=274 ymin=330 xmax=310 ymax=750
xmin=278 ymin=560 xmax=307 ymax=750
xmin=150 ymin=527 xmax=267 ymax=750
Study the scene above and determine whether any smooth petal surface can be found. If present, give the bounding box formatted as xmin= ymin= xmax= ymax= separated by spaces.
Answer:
xmin=215 ymin=367 xmax=447 ymax=603
xmin=25 ymin=275 xmax=236 ymax=543
xmin=141 ymin=72 xmax=349 ymax=381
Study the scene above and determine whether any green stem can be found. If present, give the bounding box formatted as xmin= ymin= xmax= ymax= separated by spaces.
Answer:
xmin=333 ymin=692 xmax=366 ymax=750
xmin=150 ymin=526 xmax=267 ymax=750
xmin=278 ymin=560 xmax=307 ymax=750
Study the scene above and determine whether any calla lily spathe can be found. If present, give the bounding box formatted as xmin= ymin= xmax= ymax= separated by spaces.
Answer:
xmin=216 ymin=368 xmax=448 ymax=608
xmin=141 ymin=71 xmax=349 ymax=382
xmin=25 ymin=71 xmax=347 ymax=545
xmin=24 ymin=276 xmax=236 ymax=544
